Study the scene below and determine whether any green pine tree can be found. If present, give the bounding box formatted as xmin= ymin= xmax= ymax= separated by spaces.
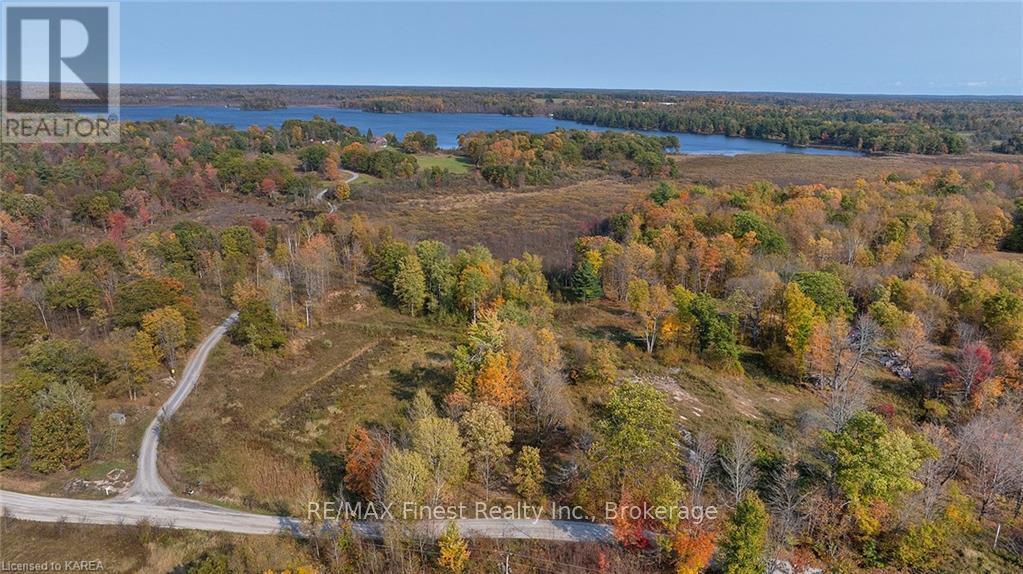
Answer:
xmin=719 ymin=491 xmax=769 ymax=574
xmin=571 ymin=258 xmax=602 ymax=301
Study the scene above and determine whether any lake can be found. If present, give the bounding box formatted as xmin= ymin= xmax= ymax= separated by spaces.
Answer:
xmin=116 ymin=106 xmax=862 ymax=156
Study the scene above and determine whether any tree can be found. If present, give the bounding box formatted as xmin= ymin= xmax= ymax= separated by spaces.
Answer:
xmin=626 ymin=279 xmax=672 ymax=353
xmin=792 ymin=271 xmax=854 ymax=317
xmin=411 ymin=416 xmax=468 ymax=504
xmin=376 ymin=448 xmax=429 ymax=510
xmin=343 ymin=426 xmax=382 ymax=500
xmin=589 ymin=380 xmax=677 ymax=498
xmin=571 ymin=251 xmax=603 ymax=301
xmin=511 ymin=446 xmax=545 ymax=504
xmin=297 ymin=144 xmax=329 ymax=172
xmin=21 ymin=338 xmax=112 ymax=389
xmin=29 ymin=403 xmax=89 ymax=473
xmin=719 ymin=491 xmax=769 ymax=574
xmin=126 ymin=331 xmax=162 ymax=400
xmin=783 ymin=282 xmax=823 ymax=372
xmin=44 ymin=271 xmax=100 ymax=325
xmin=945 ymin=340 xmax=994 ymax=405
xmin=334 ymin=180 xmax=351 ymax=200
xmin=674 ymin=522 xmax=717 ymax=574
xmin=460 ymin=404 xmax=513 ymax=492
xmin=416 ymin=240 xmax=455 ymax=313
xmin=721 ymin=426 xmax=758 ymax=506
xmin=113 ymin=277 xmax=183 ymax=328
xmin=733 ymin=211 xmax=787 ymax=254
xmin=822 ymin=412 xmax=927 ymax=510
xmin=437 ymin=520 xmax=470 ymax=574
xmin=392 ymin=253 xmax=427 ymax=317
xmin=957 ymin=406 xmax=1023 ymax=518
xmin=0 ymin=297 xmax=45 ymax=347
xmin=142 ymin=306 xmax=187 ymax=372
xmin=474 ymin=351 xmax=524 ymax=409
xmin=408 ymin=388 xmax=438 ymax=421
xmin=687 ymin=292 xmax=743 ymax=369
xmin=457 ymin=265 xmax=491 ymax=321
xmin=231 ymin=298 xmax=286 ymax=352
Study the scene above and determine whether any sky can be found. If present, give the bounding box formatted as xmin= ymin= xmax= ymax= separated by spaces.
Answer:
xmin=26 ymin=1 xmax=1023 ymax=95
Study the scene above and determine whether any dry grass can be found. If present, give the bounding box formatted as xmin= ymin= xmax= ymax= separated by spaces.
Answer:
xmin=0 ymin=518 xmax=316 ymax=574
xmin=160 ymin=287 xmax=457 ymax=513
xmin=344 ymin=153 xmax=1023 ymax=270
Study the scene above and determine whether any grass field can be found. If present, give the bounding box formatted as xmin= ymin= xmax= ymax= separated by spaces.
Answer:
xmin=415 ymin=153 xmax=473 ymax=174
xmin=160 ymin=287 xmax=459 ymax=514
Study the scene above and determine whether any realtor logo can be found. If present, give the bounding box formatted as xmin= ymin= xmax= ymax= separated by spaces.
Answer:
xmin=2 ymin=2 xmax=120 ymax=143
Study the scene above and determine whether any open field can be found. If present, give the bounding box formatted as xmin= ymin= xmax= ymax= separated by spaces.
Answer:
xmin=415 ymin=153 xmax=473 ymax=174
xmin=160 ymin=287 xmax=459 ymax=514
xmin=344 ymin=152 xmax=1023 ymax=270
xmin=672 ymin=151 xmax=1023 ymax=187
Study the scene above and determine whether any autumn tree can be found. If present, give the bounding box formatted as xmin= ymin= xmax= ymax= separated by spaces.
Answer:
xmin=343 ymin=426 xmax=382 ymax=500
xmin=393 ymin=253 xmax=427 ymax=317
xmin=125 ymin=331 xmax=162 ymax=400
xmin=460 ymin=403 xmax=513 ymax=492
xmin=945 ymin=340 xmax=994 ymax=406
xmin=411 ymin=415 xmax=468 ymax=504
xmin=783 ymin=282 xmax=823 ymax=373
xmin=474 ymin=351 xmax=524 ymax=409
xmin=436 ymin=520 xmax=470 ymax=574
xmin=674 ymin=522 xmax=717 ymax=574
xmin=626 ymin=278 xmax=672 ymax=353
xmin=141 ymin=306 xmax=187 ymax=372
xmin=30 ymin=403 xmax=89 ymax=473
xmin=511 ymin=446 xmax=545 ymax=505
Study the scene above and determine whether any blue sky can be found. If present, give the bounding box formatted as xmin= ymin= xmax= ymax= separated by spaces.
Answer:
xmin=111 ymin=1 xmax=1023 ymax=95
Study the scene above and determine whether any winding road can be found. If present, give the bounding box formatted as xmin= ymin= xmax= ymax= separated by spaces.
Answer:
xmin=0 ymin=314 xmax=614 ymax=542
xmin=314 ymin=170 xmax=359 ymax=214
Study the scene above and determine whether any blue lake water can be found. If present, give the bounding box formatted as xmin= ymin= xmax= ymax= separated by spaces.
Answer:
xmin=116 ymin=106 xmax=862 ymax=156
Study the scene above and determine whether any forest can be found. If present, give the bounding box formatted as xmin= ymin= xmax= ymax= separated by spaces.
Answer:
xmin=2 ymin=116 xmax=1023 ymax=573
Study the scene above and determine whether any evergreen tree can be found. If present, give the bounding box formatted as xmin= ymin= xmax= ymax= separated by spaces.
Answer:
xmin=512 ymin=446 xmax=546 ymax=504
xmin=571 ymin=257 xmax=602 ymax=301
xmin=437 ymin=520 xmax=470 ymax=574
xmin=719 ymin=491 xmax=769 ymax=574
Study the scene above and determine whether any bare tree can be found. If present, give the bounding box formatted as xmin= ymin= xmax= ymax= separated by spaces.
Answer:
xmin=505 ymin=326 xmax=573 ymax=437
xmin=810 ymin=313 xmax=878 ymax=394
xmin=824 ymin=377 xmax=872 ymax=431
xmin=728 ymin=270 xmax=782 ymax=346
xmin=910 ymin=424 xmax=958 ymax=520
xmin=686 ymin=432 xmax=716 ymax=507
xmin=720 ymin=426 xmax=758 ymax=506
xmin=767 ymin=452 xmax=812 ymax=547
xmin=959 ymin=405 xmax=1023 ymax=519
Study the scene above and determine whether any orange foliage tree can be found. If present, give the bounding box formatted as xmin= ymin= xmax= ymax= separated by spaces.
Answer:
xmin=343 ymin=426 xmax=382 ymax=499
